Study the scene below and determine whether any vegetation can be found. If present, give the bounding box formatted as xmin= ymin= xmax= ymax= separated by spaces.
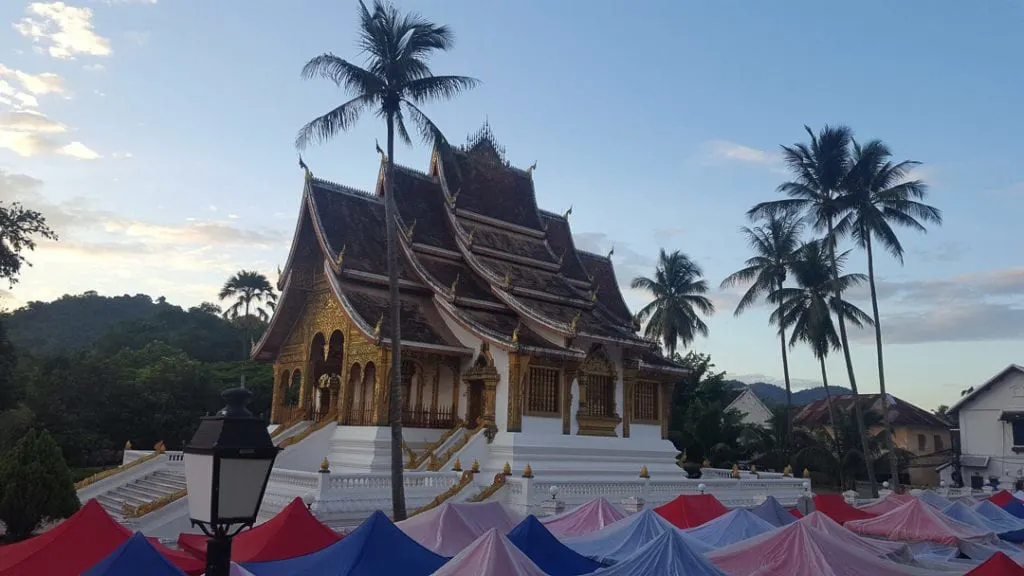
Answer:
xmin=668 ymin=352 xmax=748 ymax=467
xmin=296 ymin=0 xmax=477 ymax=521
xmin=0 ymin=428 xmax=79 ymax=541
xmin=0 ymin=200 xmax=58 ymax=288
xmin=631 ymin=250 xmax=715 ymax=356
xmin=219 ymin=270 xmax=277 ymax=355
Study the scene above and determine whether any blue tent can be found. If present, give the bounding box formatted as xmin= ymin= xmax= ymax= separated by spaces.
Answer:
xmin=83 ymin=532 xmax=186 ymax=576
xmin=746 ymin=496 xmax=797 ymax=527
xmin=243 ymin=511 xmax=447 ymax=576
xmin=507 ymin=515 xmax=603 ymax=575
xmin=944 ymin=501 xmax=1024 ymax=543
xmin=917 ymin=490 xmax=952 ymax=510
xmin=564 ymin=509 xmax=712 ymax=565
xmin=586 ymin=530 xmax=728 ymax=576
xmin=1001 ymin=497 xmax=1024 ymax=520
xmin=684 ymin=508 xmax=777 ymax=547
xmin=973 ymin=501 xmax=1024 ymax=543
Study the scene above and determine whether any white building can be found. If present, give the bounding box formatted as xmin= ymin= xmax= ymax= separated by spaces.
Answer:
xmin=725 ymin=387 xmax=773 ymax=428
xmin=940 ymin=364 xmax=1024 ymax=489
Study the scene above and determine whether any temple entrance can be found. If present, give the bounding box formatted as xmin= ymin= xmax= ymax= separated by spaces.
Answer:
xmin=466 ymin=380 xmax=484 ymax=427
xmin=316 ymin=387 xmax=331 ymax=421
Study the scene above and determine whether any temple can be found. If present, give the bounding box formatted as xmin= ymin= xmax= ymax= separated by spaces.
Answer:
xmin=254 ymin=124 xmax=688 ymax=477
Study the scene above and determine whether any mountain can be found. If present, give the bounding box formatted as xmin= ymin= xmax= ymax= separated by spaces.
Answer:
xmin=724 ymin=379 xmax=854 ymax=407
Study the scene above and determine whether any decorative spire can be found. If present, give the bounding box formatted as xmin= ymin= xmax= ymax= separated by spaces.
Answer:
xmin=373 ymin=314 xmax=383 ymax=340
xmin=452 ymin=458 xmax=462 ymax=472
xmin=471 ymin=459 xmax=480 ymax=473
xmin=502 ymin=462 xmax=511 ymax=476
xmin=375 ymin=139 xmax=386 ymax=161
xmin=639 ymin=465 xmax=650 ymax=479
xmin=320 ymin=457 xmax=330 ymax=472
xmin=731 ymin=464 xmax=740 ymax=478
xmin=335 ymin=244 xmax=346 ymax=267
xmin=450 ymin=273 xmax=460 ymax=298
xmin=125 ymin=440 xmax=132 ymax=450
xmin=465 ymin=120 xmax=506 ymax=162
xmin=607 ymin=246 xmax=615 ymax=259
xmin=522 ymin=463 xmax=533 ymax=478
xmin=569 ymin=311 xmax=581 ymax=333
xmin=783 ymin=464 xmax=793 ymax=477
xmin=299 ymin=156 xmax=312 ymax=180
xmin=803 ymin=467 xmax=811 ymax=478
xmin=405 ymin=219 xmax=417 ymax=241
xmin=526 ymin=161 xmax=537 ymax=176
xmin=511 ymin=322 xmax=520 ymax=344
xmin=563 ymin=205 xmax=573 ymax=219
xmin=702 ymin=458 xmax=711 ymax=468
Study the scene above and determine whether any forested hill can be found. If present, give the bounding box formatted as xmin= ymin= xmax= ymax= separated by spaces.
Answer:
xmin=4 ymin=292 xmax=248 ymax=362
xmin=724 ymin=379 xmax=854 ymax=406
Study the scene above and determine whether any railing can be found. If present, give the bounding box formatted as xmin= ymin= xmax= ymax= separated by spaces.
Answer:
xmin=469 ymin=473 xmax=508 ymax=503
xmin=124 ymin=488 xmax=187 ymax=519
xmin=347 ymin=408 xmax=376 ymax=426
xmin=428 ymin=425 xmax=483 ymax=471
xmin=405 ymin=424 xmax=463 ymax=470
xmin=411 ymin=471 xmax=476 ymax=516
xmin=279 ymin=411 xmax=336 ymax=449
xmin=75 ymin=443 xmax=166 ymax=490
xmin=276 ymin=406 xmax=307 ymax=427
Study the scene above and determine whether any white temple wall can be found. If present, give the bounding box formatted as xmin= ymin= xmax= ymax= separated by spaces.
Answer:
xmin=522 ymin=415 xmax=564 ymax=436
xmin=630 ymin=423 xmax=662 ymax=441
xmin=436 ymin=365 xmax=455 ymax=411
xmin=491 ymin=345 xmax=510 ymax=433
xmin=570 ymin=376 xmax=581 ymax=435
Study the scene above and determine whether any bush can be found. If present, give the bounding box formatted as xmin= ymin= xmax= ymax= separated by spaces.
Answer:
xmin=0 ymin=428 xmax=80 ymax=541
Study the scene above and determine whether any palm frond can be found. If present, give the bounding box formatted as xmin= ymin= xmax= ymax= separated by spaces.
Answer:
xmin=295 ymin=94 xmax=375 ymax=150
xmin=404 ymin=75 xmax=480 ymax=103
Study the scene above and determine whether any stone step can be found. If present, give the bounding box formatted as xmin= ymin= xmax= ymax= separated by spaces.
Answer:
xmin=135 ymin=476 xmax=186 ymax=490
xmin=151 ymin=469 xmax=186 ymax=481
xmin=119 ymin=484 xmax=168 ymax=501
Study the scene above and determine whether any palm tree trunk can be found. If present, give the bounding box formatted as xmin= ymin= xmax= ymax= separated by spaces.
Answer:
xmin=243 ymin=299 xmax=251 ymax=360
xmin=866 ymin=234 xmax=900 ymax=491
xmin=826 ymin=219 xmax=878 ymax=497
xmin=776 ymin=286 xmax=793 ymax=461
xmin=384 ymin=113 xmax=408 ymax=521
xmin=818 ymin=356 xmax=838 ymax=435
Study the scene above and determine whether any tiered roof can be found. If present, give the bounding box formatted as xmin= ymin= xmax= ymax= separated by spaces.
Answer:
xmin=253 ymin=125 xmax=684 ymax=374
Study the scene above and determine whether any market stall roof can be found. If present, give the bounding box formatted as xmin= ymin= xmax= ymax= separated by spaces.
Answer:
xmin=748 ymin=496 xmax=799 ymax=527
xmin=813 ymin=494 xmax=876 ymax=524
xmin=683 ymin=509 xmax=777 ymax=548
xmin=506 ymin=515 xmax=603 ymax=576
xmin=654 ymin=494 xmax=729 ymax=529
xmin=540 ymin=498 xmax=625 ymax=539
xmin=586 ymin=530 xmax=728 ymax=576
xmin=845 ymin=498 xmax=994 ymax=545
xmin=83 ymin=533 xmax=186 ymax=576
xmin=965 ymin=551 xmax=1024 ymax=575
xmin=432 ymin=529 xmax=546 ymax=576
xmin=564 ymin=509 xmax=712 ymax=565
xmin=396 ymin=500 xmax=520 ymax=557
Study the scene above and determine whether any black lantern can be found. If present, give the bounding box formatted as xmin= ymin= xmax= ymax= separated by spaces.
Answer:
xmin=184 ymin=387 xmax=279 ymax=576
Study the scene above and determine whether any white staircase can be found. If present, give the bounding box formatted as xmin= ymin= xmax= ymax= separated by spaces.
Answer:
xmin=95 ymin=469 xmax=186 ymax=520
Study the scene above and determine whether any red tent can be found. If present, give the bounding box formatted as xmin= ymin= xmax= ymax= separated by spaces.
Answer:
xmin=812 ymin=494 xmax=876 ymax=524
xmin=0 ymin=499 xmax=203 ymax=576
xmin=653 ymin=494 xmax=728 ymax=529
xmin=966 ymin=552 xmax=1024 ymax=575
xmin=788 ymin=508 xmax=804 ymax=519
xmin=988 ymin=490 xmax=1016 ymax=507
xmin=177 ymin=497 xmax=340 ymax=562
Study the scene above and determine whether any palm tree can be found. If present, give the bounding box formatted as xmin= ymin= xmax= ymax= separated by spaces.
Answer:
xmin=794 ymin=408 xmax=888 ymax=490
xmin=750 ymin=125 xmax=880 ymax=496
xmin=769 ymin=241 xmax=873 ymax=440
xmin=295 ymin=0 xmax=477 ymax=520
xmin=721 ymin=210 xmax=803 ymax=446
xmin=839 ymin=139 xmax=943 ymax=490
xmin=218 ymin=270 xmax=277 ymax=356
xmin=631 ymin=250 xmax=715 ymax=356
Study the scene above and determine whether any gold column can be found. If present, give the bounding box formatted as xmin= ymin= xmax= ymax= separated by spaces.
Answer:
xmin=506 ymin=352 xmax=530 ymax=433
xmin=374 ymin=349 xmax=391 ymax=425
xmin=618 ymin=356 xmax=634 ymax=436
xmin=483 ymin=381 xmax=498 ymax=426
xmin=271 ymin=365 xmax=282 ymax=424
xmin=562 ymin=361 xmax=580 ymax=435
xmin=660 ymin=381 xmax=671 ymax=440
xmin=450 ymin=358 xmax=461 ymax=422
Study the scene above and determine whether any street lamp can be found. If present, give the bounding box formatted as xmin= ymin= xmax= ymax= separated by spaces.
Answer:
xmin=184 ymin=388 xmax=279 ymax=576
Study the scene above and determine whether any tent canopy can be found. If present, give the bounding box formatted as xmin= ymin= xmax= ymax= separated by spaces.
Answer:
xmin=564 ymin=509 xmax=712 ymax=565
xmin=540 ymin=498 xmax=624 ymax=539
xmin=798 ymin=512 xmax=911 ymax=561
xmin=587 ymin=530 xmax=728 ymax=576
xmin=813 ymin=494 xmax=876 ymax=524
xmin=1001 ymin=497 xmax=1024 ymax=519
xmin=974 ymin=500 xmax=1024 ymax=532
xmin=654 ymin=494 xmax=729 ymax=529
xmin=506 ymin=515 xmax=603 ymax=576
xmin=0 ymin=499 xmax=203 ymax=576
xmin=433 ymin=529 xmax=546 ymax=576
xmin=684 ymin=509 xmax=777 ymax=548
xmin=845 ymin=498 xmax=994 ymax=545
xmin=966 ymin=551 xmax=1024 ymax=575
xmin=944 ymin=501 xmax=1024 ymax=543
xmin=242 ymin=510 xmax=447 ymax=576
xmin=917 ymin=490 xmax=952 ymax=510
xmin=707 ymin=520 xmax=934 ymax=576
xmin=858 ymin=493 xmax=915 ymax=516
xmin=396 ymin=500 xmax=520 ymax=557
xmin=747 ymin=496 xmax=799 ymax=527
xmin=178 ymin=497 xmax=340 ymax=562
xmin=83 ymin=532 xmax=186 ymax=576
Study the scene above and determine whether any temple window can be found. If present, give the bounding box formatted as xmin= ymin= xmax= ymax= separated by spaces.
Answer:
xmin=633 ymin=381 xmax=659 ymax=422
xmin=526 ymin=366 xmax=560 ymax=415
xmin=580 ymin=350 xmax=617 ymax=418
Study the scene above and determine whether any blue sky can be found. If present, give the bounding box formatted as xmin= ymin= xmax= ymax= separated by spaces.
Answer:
xmin=1 ymin=0 xmax=1021 ymax=410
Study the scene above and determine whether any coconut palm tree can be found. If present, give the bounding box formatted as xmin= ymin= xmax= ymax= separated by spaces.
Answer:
xmin=721 ymin=210 xmax=803 ymax=444
xmin=295 ymin=0 xmax=477 ymax=520
xmin=838 ymin=139 xmax=943 ymax=490
xmin=769 ymin=241 xmax=873 ymax=441
xmin=749 ymin=125 xmax=880 ymax=496
xmin=218 ymin=270 xmax=277 ymax=356
xmin=631 ymin=250 xmax=715 ymax=356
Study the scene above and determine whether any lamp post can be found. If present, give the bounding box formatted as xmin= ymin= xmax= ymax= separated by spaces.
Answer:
xmin=184 ymin=388 xmax=279 ymax=576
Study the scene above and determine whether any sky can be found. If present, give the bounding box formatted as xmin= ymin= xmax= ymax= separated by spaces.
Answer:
xmin=0 ymin=0 xmax=1021 ymax=411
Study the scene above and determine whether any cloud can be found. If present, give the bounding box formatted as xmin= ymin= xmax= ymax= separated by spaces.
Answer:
xmin=111 ymin=151 xmax=132 ymax=159
xmin=101 ymin=0 xmax=157 ymax=4
xmin=14 ymin=2 xmax=112 ymax=59
xmin=57 ymin=141 xmax=100 ymax=159
xmin=703 ymin=140 xmax=778 ymax=165
xmin=653 ymin=226 xmax=686 ymax=246
xmin=82 ymin=63 xmax=105 ymax=72
xmin=0 ymin=109 xmax=100 ymax=158
xmin=0 ymin=65 xmax=67 ymax=97
xmin=849 ymin=268 xmax=1024 ymax=304
xmin=0 ymin=110 xmax=66 ymax=132
xmin=123 ymin=30 xmax=151 ymax=46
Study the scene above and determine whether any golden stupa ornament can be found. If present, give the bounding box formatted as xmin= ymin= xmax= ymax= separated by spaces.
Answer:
xmin=522 ymin=463 xmax=533 ymax=478
xmin=511 ymin=322 xmax=521 ymax=344
xmin=639 ymin=465 xmax=650 ymax=479
xmin=750 ymin=464 xmax=757 ymax=473
xmin=373 ymin=314 xmax=384 ymax=340
xmin=702 ymin=458 xmax=711 ymax=468
xmin=803 ymin=467 xmax=811 ymax=479
xmin=125 ymin=440 xmax=132 ymax=450
xmin=335 ymin=244 xmax=346 ymax=267
xmin=471 ymin=459 xmax=480 ymax=473
xmin=452 ymin=458 xmax=462 ymax=472
xmin=320 ymin=457 xmax=330 ymax=472
xmin=502 ymin=462 xmax=512 ymax=476
xmin=783 ymin=464 xmax=793 ymax=477
xmin=731 ymin=464 xmax=740 ymax=479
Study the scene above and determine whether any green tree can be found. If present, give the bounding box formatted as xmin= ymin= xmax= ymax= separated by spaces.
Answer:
xmin=721 ymin=210 xmax=803 ymax=447
xmin=295 ymin=0 xmax=477 ymax=521
xmin=934 ymin=404 xmax=950 ymax=417
xmin=839 ymin=139 xmax=943 ymax=490
xmin=0 ymin=428 xmax=79 ymax=541
xmin=218 ymin=270 xmax=277 ymax=356
xmin=0 ymin=316 xmax=18 ymax=412
xmin=631 ymin=250 xmax=715 ymax=356
xmin=0 ymin=201 xmax=58 ymax=288
xmin=667 ymin=352 xmax=744 ymax=465
xmin=769 ymin=240 xmax=872 ymax=436
xmin=750 ymin=125 xmax=880 ymax=496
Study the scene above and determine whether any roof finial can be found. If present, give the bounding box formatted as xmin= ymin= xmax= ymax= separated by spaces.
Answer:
xmin=503 ymin=271 xmax=512 ymax=288
xmin=511 ymin=322 xmax=521 ymax=344
xmin=299 ymin=156 xmax=312 ymax=180
xmin=448 ymin=188 xmax=460 ymax=208
xmin=569 ymin=311 xmax=581 ymax=333
xmin=607 ymin=246 xmax=615 ymax=259
xmin=375 ymin=139 xmax=386 ymax=161
xmin=563 ymin=205 xmax=573 ymax=219
xmin=373 ymin=314 xmax=383 ymax=340
xmin=450 ymin=273 xmax=460 ymax=297
xmin=558 ymin=248 xmax=566 ymax=265
xmin=527 ymin=161 xmax=537 ymax=176
xmin=591 ymin=287 xmax=599 ymax=302
xmin=466 ymin=229 xmax=474 ymax=246
xmin=335 ymin=244 xmax=346 ymax=267
xmin=405 ymin=219 xmax=417 ymax=241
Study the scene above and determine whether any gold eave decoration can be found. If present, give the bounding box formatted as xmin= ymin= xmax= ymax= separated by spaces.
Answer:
xmin=591 ymin=286 xmax=600 ymax=302
xmin=449 ymin=273 xmax=460 ymax=299
xmin=503 ymin=271 xmax=512 ymax=289
xmin=563 ymin=205 xmax=573 ymax=218
xmin=448 ymin=188 xmax=460 ymax=208
xmin=335 ymin=244 xmax=346 ymax=268
xmin=406 ymin=219 xmax=417 ymax=241
xmin=466 ymin=229 xmax=474 ymax=246
xmin=511 ymin=322 xmax=521 ymax=344
xmin=373 ymin=314 xmax=384 ymax=340
xmin=568 ymin=311 xmax=582 ymax=334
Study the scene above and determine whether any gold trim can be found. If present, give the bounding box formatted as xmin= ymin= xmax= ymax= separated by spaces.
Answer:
xmin=411 ymin=471 xmax=474 ymax=516
xmin=428 ymin=425 xmax=483 ymax=471
xmin=279 ymin=411 xmax=336 ymax=449
xmin=75 ymin=443 xmax=166 ymax=490
xmin=468 ymin=472 xmax=507 ymax=503
xmin=124 ymin=487 xmax=187 ymax=519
